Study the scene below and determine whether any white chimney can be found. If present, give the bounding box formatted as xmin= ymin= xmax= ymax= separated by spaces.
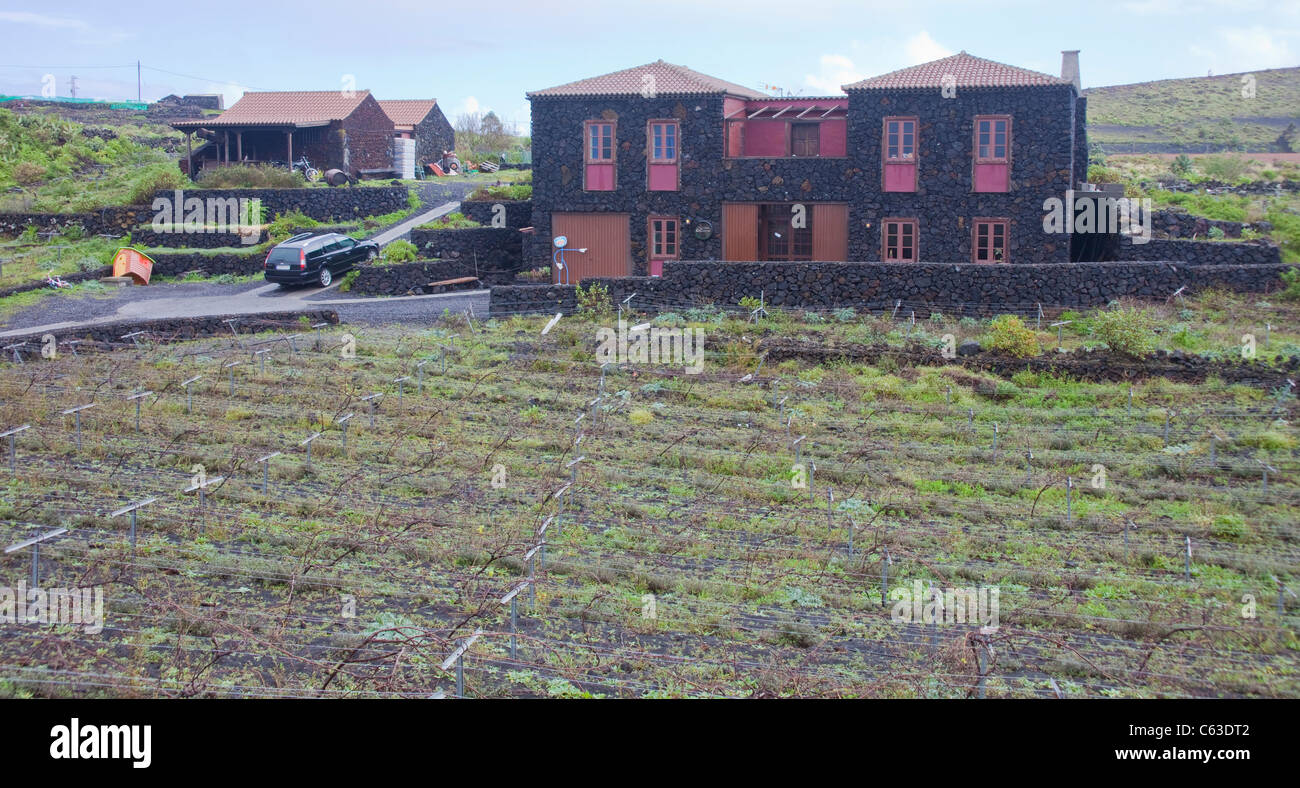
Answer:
xmin=1061 ymin=50 xmax=1081 ymax=91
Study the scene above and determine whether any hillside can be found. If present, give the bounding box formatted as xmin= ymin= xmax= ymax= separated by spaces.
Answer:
xmin=0 ymin=101 xmax=187 ymax=213
xmin=1086 ymin=66 xmax=1300 ymax=153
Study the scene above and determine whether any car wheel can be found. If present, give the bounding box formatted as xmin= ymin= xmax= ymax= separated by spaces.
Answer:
xmin=318 ymin=266 xmax=333 ymax=287
xmin=367 ymin=248 xmax=377 ymax=261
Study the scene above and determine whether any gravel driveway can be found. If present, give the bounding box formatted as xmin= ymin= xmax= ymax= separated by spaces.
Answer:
xmin=0 ymin=278 xmax=490 ymax=336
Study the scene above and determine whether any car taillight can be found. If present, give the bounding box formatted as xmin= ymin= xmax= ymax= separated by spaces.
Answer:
xmin=263 ymin=251 xmax=272 ymax=269
xmin=300 ymin=248 xmax=306 ymax=269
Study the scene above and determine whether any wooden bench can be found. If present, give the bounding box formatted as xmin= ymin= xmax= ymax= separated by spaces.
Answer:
xmin=413 ymin=276 xmax=480 ymax=295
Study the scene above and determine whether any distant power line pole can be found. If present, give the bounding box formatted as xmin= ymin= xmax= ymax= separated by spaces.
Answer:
xmin=137 ymin=60 xmax=141 ymax=102
xmin=69 ymin=75 xmax=77 ymax=98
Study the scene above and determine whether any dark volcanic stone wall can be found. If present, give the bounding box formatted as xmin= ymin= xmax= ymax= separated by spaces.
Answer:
xmin=352 ymin=259 xmax=512 ymax=294
xmin=460 ymin=200 xmax=532 ymax=228
xmin=341 ymin=95 xmax=398 ymax=172
xmin=1073 ymin=95 xmax=1088 ymax=192
xmin=149 ymin=186 xmax=408 ymax=222
xmin=846 ymin=84 xmax=1078 ymax=264
xmin=131 ymin=227 xmax=268 ymax=248
xmin=412 ymin=106 xmax=455 ymax=171
xmin=529 ymin=83 xmax=1081 ymax=271
xmin=488 ymin=284 xmax=577 ymax=316
xmin=409 ymin=227 xmax=521 ymax=256
xmin=0 ymin=207 xmax=144 ymax=237
xmin=564 ymin=260 xmax=1290 ymax=316
xmin=408 ymin=227 xmax=523 ymax=280
xmin=2 ymin=310 xmax=339 ymax=352
xmin=147 ymin=250 xmax=266 ymax=277
xmin=529 ymin=94 xmax=734 ymax=274
xmin=1150 ymin=209 xmax=1270 ymax=239
xmin=1117 ymin=238 xmax=1281 ymax=265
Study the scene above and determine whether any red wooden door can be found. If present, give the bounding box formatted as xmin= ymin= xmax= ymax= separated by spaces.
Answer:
xmin=722 ymin=203 xmax=759 ymax=261
xmin=551 ymin=213 xmax=631 ymax=282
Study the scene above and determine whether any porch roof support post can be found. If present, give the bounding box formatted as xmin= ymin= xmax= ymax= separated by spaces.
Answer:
xmin=236 ymin=131 xmax=242 ymax=162
xmin=185 ymin=132 xmax=193 ymax=177
xmin=286 ymin=130 xmax=293 ymax=165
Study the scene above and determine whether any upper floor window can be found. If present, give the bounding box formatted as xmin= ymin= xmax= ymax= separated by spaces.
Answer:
xmin=650 ymin=121 xmax=677 ymax=162
xmin=975 ymin=116 xmax=1009 ymax=161
xmin=584 ymin=121 xmax=615 ymax=191
xmin=724 ymin=100 xmax=847 ymax=158
xmin=647 ymin=120 xmax=679 ymax=192
xmin=973 ymin=115 xmax=1010 ymax=192
xmin=883 ymin=116 xmax=918 ymax=192
xmin=791 ymin=123 xmax=819 ymax=157
xmin=586 ymin=122 xmax=614 ymax=162
xmin=885 ymin=118 xmax=916 ymax=161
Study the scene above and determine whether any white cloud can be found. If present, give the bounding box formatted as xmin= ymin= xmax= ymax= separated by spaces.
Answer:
xmin=804 ymin=31 xmax=952 ymax=94
xmin=903 ymin=31 xmax=953 ymax=63
xmin=208 ymin=82 xmax=246 ymax=109
xmin=804 ymin=54 xmax=864 ymax=94
xmin=0 ymin=11 xmax=88 ymax=29
xmin=461 ymin=95 xmax=481 ymax=115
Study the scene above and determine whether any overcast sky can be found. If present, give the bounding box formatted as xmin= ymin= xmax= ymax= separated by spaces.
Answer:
xmin=1 ymin=0 xmax=1296 ymax=133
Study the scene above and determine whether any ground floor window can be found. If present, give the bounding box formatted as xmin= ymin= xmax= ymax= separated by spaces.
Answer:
xmin=972 ymin=218 xmax=1009 ymax=263
xmin=648 ymin=216 xmax=679 ymax=276
xmin=882 ymin=218 xmax=918 ymax=262
xmin=650 ymin=216 xmax=679 ymax=259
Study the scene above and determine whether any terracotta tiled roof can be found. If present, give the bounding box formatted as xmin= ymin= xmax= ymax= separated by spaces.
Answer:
xmin=843 ymin=52 xmax=1070 ymax=90
xmin=378 ymin=99 xmax=439 ymax=127
xmin=176 ymin=90 xmax=375 ymax=127
xmin=528 ymin=60 xmax=768 ymax=99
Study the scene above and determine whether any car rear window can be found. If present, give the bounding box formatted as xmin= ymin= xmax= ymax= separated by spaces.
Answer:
xmin=267 ymin=247 xmax=301 ymax=264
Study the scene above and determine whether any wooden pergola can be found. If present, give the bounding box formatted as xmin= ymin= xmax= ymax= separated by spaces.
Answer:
xmin=170 ymin=119 xmax=330 ymax=174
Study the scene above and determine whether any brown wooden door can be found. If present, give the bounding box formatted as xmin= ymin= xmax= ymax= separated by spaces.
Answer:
xmin=812 ymin=203 xmax=848 ymax=261
xmin=722 ymin=203 xmax=758 ymax=261
xmin=551 ymin=213 xmax=631 ymax=282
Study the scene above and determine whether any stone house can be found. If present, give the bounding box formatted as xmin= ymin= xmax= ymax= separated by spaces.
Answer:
xmin=172 ymin=90 xmax=395 ymax=177
xmin=526 ymin=53 xmax=1089 ymax=279
xmin=378 ymin=99 xmax=455 ymax=174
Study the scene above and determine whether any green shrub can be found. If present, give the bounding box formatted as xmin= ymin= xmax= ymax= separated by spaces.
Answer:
xmin=421 ymin=212 xmax=481 ymax=230
xmin=576 ymin=282 xmax=612 ymax=318
xmin=1091 ymin=306 xmax=1158 ymax=357
xmin=11 ymin=161 xmax=48 ymax=188
xmin=266 ymin=210 xmax=319 ymax=242
xmin=128 ymin=164 xmax=190 ymax=205
xmin=466 ymin=184 xmax=531 ymax=201
xmin=1266 ymin=206 xmax=1300 ymax=263
xmin=1170 ymin=154 xmax=1193 ymax=176
xmin=986 ymin=315 xmax=1040 ymax=358
xmin=195 ymin=164 xmax=304 ymax=189
xmin=1198 ymin=155 xmax=1251 ymax=183
xmin=1087 ymin=164 xmax=1123 ymax=184
xmin=380 ymin=239 xmax=418 ymax=264
xmin=338 ymin=269 xmax=361 ymax=292
xmin=1280 ymin=267 xmax=1300 ymax=301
